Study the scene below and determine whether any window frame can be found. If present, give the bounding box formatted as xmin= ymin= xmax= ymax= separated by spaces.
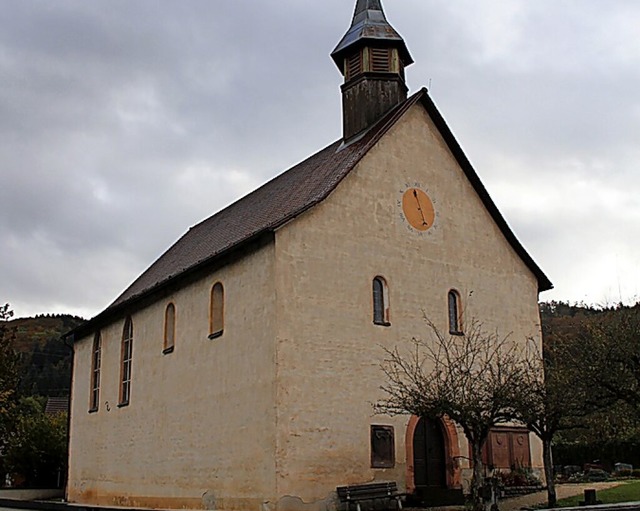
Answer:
xmin=373 ymin=276 xmax=391 ymax=327
xmin=89 ymin=332 xmax=102 ymax=413
xmin=163 ymin=302 xmax=176 ymax=354
xmin=119 ymin=317 xmax=133 ymax=407
xmin=370 ymin=425 xmax=395 ymax=468
xmin=209 ymin=282 xmax=224 ymax=339
xmin=448 ymin=289 xmax=463 ymax=335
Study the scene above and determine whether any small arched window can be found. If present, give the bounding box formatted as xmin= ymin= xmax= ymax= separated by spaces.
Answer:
xmin=373 ymin=277 xmax=390 ymax=326
xmin=89 ymin=332 xmax=101 ymax=412
xmin=119 ymin=317 xmax=133 ymax=406
xmin=164 ymin=303 xmax=176 ymax=354
xmin=209 ymin=282 xmax=224 ymax=339
xmin=448 ymin=290 xmax=463 ymax=335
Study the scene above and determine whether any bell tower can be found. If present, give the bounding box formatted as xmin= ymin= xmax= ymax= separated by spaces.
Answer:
xmin=332 ymin=0 xmax=414 ymax=141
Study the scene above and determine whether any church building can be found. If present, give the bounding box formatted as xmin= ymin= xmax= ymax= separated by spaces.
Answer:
xmin=66 ymin=1 xmax=552 ymax=510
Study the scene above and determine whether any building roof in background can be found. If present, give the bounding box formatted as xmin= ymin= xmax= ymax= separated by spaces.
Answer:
xmin=45 ymin=396 xmax=69 ymax=416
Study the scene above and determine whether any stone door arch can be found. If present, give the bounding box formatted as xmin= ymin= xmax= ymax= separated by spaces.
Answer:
xmin=405 ymin=415 xmax=461 ymax=494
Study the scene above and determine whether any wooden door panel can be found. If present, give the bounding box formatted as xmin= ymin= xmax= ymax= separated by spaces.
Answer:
xmin=511 ymin=432 xmax=531 ymax=468
xmin=413 ymin=418 xmax=446 ymax=488
xmin=414 ymin=418 xmax=427 ymax=486
xmin=490 ymin=431 xmax=511 ymax=469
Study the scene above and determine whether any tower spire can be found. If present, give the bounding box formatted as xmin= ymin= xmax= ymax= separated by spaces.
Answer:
xmin=354 ymin=0 xmax=383 ymax=16
xmin=332 ymin=0 xmax=414 ymax=141
xmin=332 ymin=0 xmax=413 ymax=68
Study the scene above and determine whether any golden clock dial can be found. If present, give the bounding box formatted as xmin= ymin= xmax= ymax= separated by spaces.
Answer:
xmin=402 ymin=188 xmax=435 ymax=231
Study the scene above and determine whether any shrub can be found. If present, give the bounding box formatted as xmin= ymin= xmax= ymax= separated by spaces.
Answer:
xmin=585 ymin=469 xmax=609 ymax=482
xmin=496 ymin=468 xmax=542 ymax=487
xmin=5 ymin=399 xmax=68 ymax=488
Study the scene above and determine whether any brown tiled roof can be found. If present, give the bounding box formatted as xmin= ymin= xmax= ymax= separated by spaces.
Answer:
xmin=110 ymin=142 xmax=355 ymax=308
xmin=108 ymin=92 xmax=423 ymax=312
xmin=70 ymin=88 xmax=551 ymax=340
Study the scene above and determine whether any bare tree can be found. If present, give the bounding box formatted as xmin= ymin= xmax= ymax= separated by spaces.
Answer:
xmin=581 ymin=305 xmax=640 ymax=415
xmin=514 ymin=336 xmax=588 ymax=507
xmin=375 ymin=318 xmax=528 ymax=511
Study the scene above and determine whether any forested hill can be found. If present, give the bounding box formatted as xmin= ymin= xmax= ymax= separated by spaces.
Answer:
xmin=8 ymin=314 xmax=85 ymax=397
xmin=538 ymin=299 xmax=638 ymax=342
xmin=539 ymin=300 xmax=637 ymax=355
xmin=10 ymin=314 xmax=84 ymax=352
xmin=539 ymin=300 xmax=606 ymax=320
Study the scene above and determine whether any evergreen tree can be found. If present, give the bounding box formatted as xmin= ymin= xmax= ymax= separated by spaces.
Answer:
xmin=0 ymin=304 xmax=20 ymax=480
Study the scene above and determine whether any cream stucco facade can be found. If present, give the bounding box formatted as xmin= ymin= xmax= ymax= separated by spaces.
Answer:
xmin=68 ymin=101 xmax=547 ymax=511
xmin=69 ymin=242 xmax=279 ymax=510
xmin=272 ymin=104 xmax=544 ymax=502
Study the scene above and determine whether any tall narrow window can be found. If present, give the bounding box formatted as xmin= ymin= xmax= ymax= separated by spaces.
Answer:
xmin=119 ymin=317 xmax=133 ymax=406
xmin=89 ymin=332 xmax=101 ymax=412
xmin=209 ymin=282 xmax=224 ymax=339
xmin=164 ymin=303 xmax=176 ymax=354
xmin=373 ymin=276 xmax=390 ymax=326
xmin=448 ymin=290 xmax=463 ymax=335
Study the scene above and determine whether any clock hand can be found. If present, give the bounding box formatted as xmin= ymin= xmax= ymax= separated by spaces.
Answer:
xmin=412 ymin=190 xmax=429 ymax=226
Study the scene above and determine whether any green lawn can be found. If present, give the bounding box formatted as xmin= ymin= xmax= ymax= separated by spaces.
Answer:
xmin=555 ymin=481 xmax=640 ymax=507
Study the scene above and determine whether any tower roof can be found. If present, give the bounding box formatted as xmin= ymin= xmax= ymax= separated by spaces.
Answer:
xmin=331 ymin=0 xmax=413 ymax=68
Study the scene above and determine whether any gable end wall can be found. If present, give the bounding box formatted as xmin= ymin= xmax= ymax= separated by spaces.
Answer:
xmin=273 ymin=103 xmax=543 ymax=503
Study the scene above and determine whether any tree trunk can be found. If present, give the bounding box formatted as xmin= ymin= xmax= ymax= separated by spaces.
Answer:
xmin=543 ymin=437 xmax=556 ymax=507
xmin=470 ymin=440 xmax=485 ymax=511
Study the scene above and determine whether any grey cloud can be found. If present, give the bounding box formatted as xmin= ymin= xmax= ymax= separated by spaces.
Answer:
xmin=1 ymin=0 xmax=639 ymax=316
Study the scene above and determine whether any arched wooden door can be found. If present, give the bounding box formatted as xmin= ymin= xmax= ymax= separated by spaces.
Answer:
xmin=413 ymin=417 xmax=446 ymax=489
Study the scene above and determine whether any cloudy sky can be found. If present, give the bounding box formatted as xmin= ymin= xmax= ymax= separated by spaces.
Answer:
xmin=1 ymin=0 xmax=639 ymax=319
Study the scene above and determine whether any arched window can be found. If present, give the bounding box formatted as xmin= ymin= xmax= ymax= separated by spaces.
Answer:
xmin=119 ymin=317 xmax=133 ymax=406
xmin=209 ymin=282 xmax=224 ymax=339
xmin=89 ymin=332 xmax=101 ymax=412
xmin=448 ymin=290 xmax=463 ymax=335
xmin=164 ymin=303 xmax=176 ymax=354
xmin=373 ymin=276 xmax=390 ymax=326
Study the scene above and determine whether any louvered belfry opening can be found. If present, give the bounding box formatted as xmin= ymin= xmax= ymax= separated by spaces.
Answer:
xmin=370 ymin=47 xmax=391 ymax=73
xmin=331 ymin=0 xmax=414 ymax=141
xmin=346 ymin=50 xmax=363 ymax=81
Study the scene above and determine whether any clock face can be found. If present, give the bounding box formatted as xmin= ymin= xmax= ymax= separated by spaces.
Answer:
xmin=401 ymin=187 xmax=435 ymax=232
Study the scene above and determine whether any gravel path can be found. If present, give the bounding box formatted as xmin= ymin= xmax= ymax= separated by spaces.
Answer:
xmin=499 ymin=481 xmax=626 ymax=511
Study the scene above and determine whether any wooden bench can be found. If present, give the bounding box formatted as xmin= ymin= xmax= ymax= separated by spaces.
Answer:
xmin=336 ymin=481 xmax=404 ymax=511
